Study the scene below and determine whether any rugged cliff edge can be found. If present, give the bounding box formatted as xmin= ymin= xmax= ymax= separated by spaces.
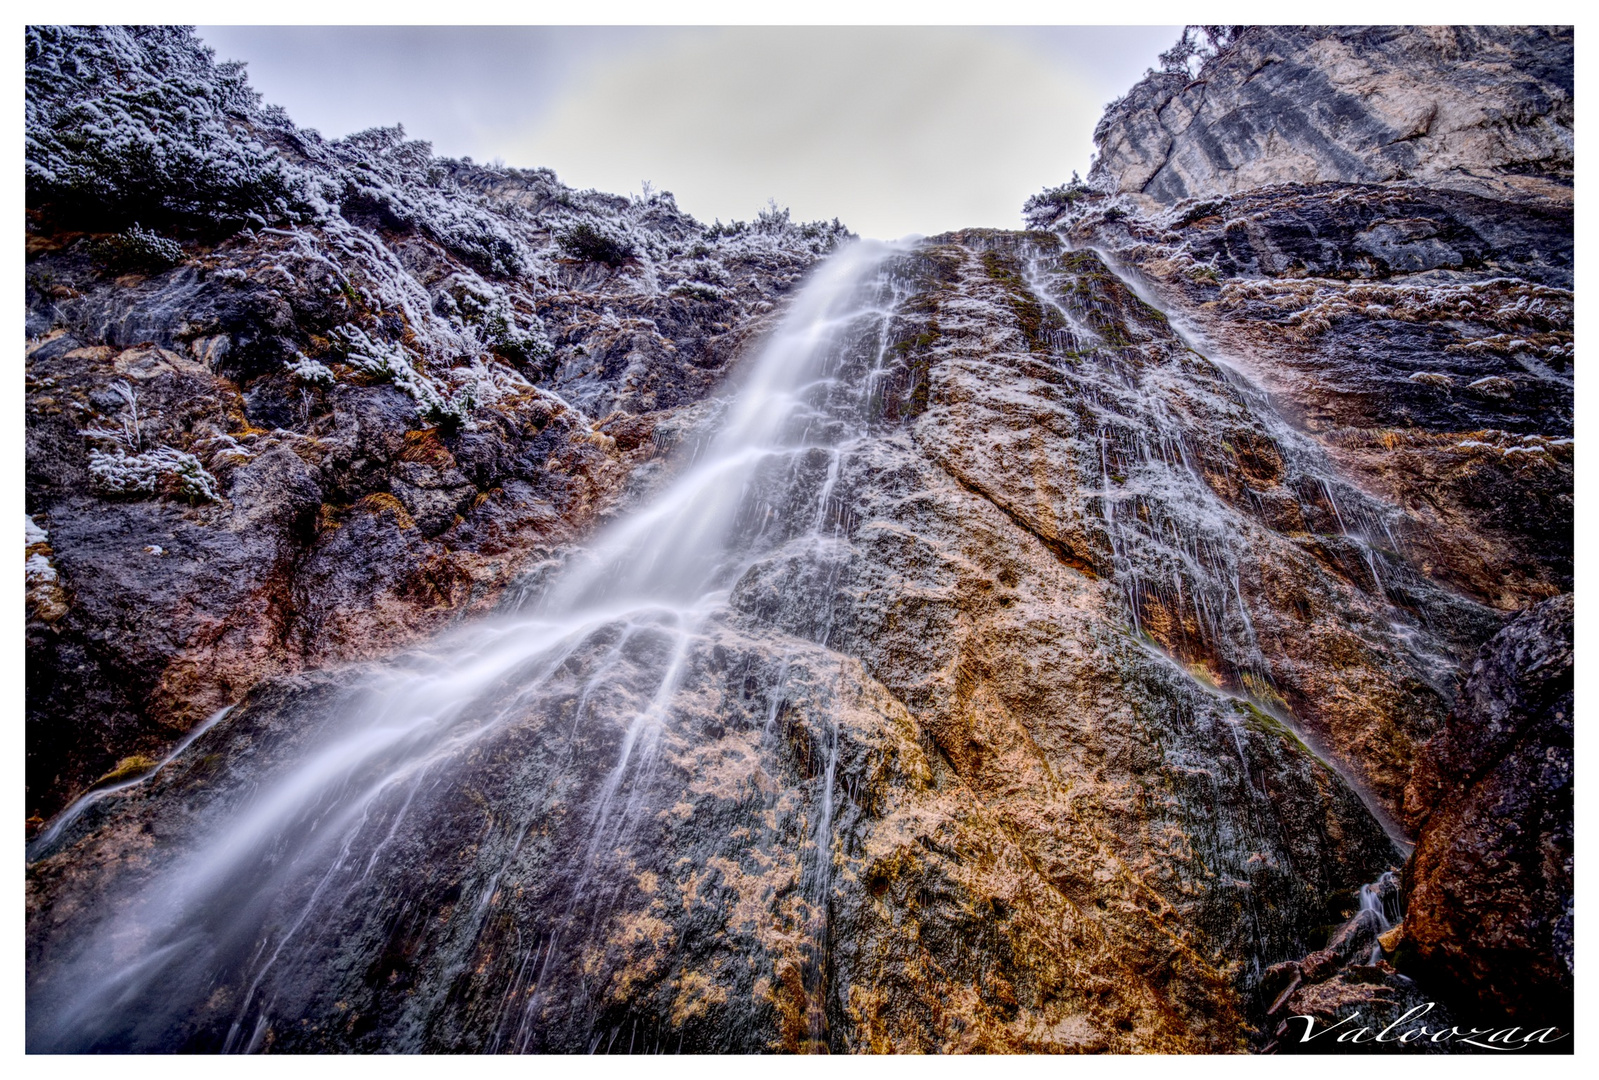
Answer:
xmin=25 ymin=25 xmax=1573 ymax=1054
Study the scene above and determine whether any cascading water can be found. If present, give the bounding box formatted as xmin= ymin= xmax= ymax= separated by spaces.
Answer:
xmin=28 ymin=239 xmax=914 ymax=1054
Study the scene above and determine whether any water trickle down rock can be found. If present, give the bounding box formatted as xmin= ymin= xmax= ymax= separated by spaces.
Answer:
xmin=26 ymin=23 xmax=1573 ymax=1057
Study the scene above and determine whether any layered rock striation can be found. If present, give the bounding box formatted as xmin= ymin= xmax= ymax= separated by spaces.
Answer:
xmin=1089 ymin=26 xmax=1573 ymax=210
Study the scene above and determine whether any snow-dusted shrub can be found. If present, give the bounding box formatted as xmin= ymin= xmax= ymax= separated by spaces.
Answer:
xmin=288 ymin=354 xmax=336 ymax=385
xmin=88 ymin=447 xmax=222 ymax=502
xmin=81 ymin=379 xmax=143 ymax=450
xmin=86 ymin=223 xmax=186 ymax=273
xmin=26 ymin=25 xmax=310 ymax=232
xmin=557 ymin=221 xmax=637 ymax=267
xmin=1023 ymin=174 xmax=1098 ymax=229
xmin=321 ymin=126 xmax=527 ymax=277
xmin=434 ymin=273 xmax=551 ymax=365
xmin=333 ymin=324 xmax=437 ymax=397
xmin=670 ymin=281 xmax=725 ymax=303
xmin=332 ymin=323 xmax=469 ymax=426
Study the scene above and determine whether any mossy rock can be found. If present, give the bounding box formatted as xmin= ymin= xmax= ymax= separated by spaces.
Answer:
xmin=95 ymin=754 xmax=159 ymax=786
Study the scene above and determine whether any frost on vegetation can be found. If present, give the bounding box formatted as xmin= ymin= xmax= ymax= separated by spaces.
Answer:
xmin=88 ymin=447 xmax=221 ymax=502
xmin=1408 ymin=371 xmax=1454 ymax=388
xmin=29 ymin=23 xmax=859 ymax=450
xmin=433 ymin=272 xmax=551 ymax=365
xmin=26 ymin=551 xmax=58 ymax=587
xmin=331 ymin=323 xmax=531 ymax=428
xmin=27 ymin=26 xmax=854 ymax=287
xmin=1445 ymin=332 xmax=1573 ymax=362
xmin=320 ymin=125 xmax=529 ymax=277
xmin=79 ymin=378 xmax=221 ymax=501
xmin=80 ymin=379 xmax=142 ymax=451
xmin=25 ymin=513 xmax=58 ymax=588
xmin=86 ymin=223 xmax=186 ymax=273
xmin=1022 ymin=172 xmax=1106 ymax=229
xmin=1466 ymin=375 xmax=1515 ymax=398
xmin=288 ymin=354 xmax=336 ymax=385
xmin=1456 ymin=431 xmax=1571 ymax=463
xmin=1156 ymin=25 xmax=1242 ymax=79
xmin=193 ymin=429 xmax=252 ymax=471
xmin=25 ymin=513 xmax=68 ymax=620
xmin=556 ymin=220 xmax=637 ymax=267
xmin=700 ymin=201 xmax=852 ymax=264
xmin=26 ymin=25 xmax=310 ymax=233
xmin=1217 ymin=276 xmax=1573 ymax=339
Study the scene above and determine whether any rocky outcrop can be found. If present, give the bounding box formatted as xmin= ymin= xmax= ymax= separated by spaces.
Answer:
xmin=1090 ymin=26 xmax=1573 ymax=210
xmin=1047 ymin=24 xmax=1573 ymax=1048
xmin=1052 ymin=186 xmax=1571 ymax=616
xmin=1401 ymin=594 xmax=1573 ymax=1027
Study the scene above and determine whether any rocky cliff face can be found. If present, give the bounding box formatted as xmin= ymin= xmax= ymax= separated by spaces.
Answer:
xmin=1090 ymin=26 xmax=1573 ymax=210
xmin=25 ymin=25 xmax=1573 ymax=1054
xmin=29 ymin=234 xmax=1416 ymax=1054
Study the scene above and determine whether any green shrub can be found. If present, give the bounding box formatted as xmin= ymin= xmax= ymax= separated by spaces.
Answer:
xmin=556 ymin=222 xmax=636 ymax=267
xmin=87 ymin=224 xmax=186 ymax=273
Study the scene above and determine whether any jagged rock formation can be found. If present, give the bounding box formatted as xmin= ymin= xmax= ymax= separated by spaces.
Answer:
xmin=1044 ymin=186 xmax=1572 ymax=615
xmin=25 ymin=23 xmax=1573 ymax=1055
xmin=1090 ymin=26 xmax=1573 ymax=210
xmin=25 ymin=25 xmax=849 ymax=825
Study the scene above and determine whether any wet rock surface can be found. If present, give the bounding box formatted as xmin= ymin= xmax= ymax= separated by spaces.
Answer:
xmin=25 ymin=23 xmax=1574 ymax=1055
xmin=1048 ymin=24 xmax=1574 ymax=1051
xmin=1401 ymin=594 xmax=1573 ymax=1029
xmin=1060 ymin=188 xmax=1572 ymax=614
xmin=32 ymin=237 xmax=1445 ymax=1054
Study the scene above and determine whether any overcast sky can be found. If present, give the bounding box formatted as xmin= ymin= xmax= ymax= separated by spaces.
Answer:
xmin=197 ymin=26 xmax=1179 ymax=239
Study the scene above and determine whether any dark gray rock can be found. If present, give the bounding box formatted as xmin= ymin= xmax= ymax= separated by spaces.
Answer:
xmin=1401 ymin=594 xmax=1573 ymax=1028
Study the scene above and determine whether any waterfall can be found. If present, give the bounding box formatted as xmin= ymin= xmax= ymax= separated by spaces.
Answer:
xmin=28 ymin=239 xmax=913 ymax=1053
